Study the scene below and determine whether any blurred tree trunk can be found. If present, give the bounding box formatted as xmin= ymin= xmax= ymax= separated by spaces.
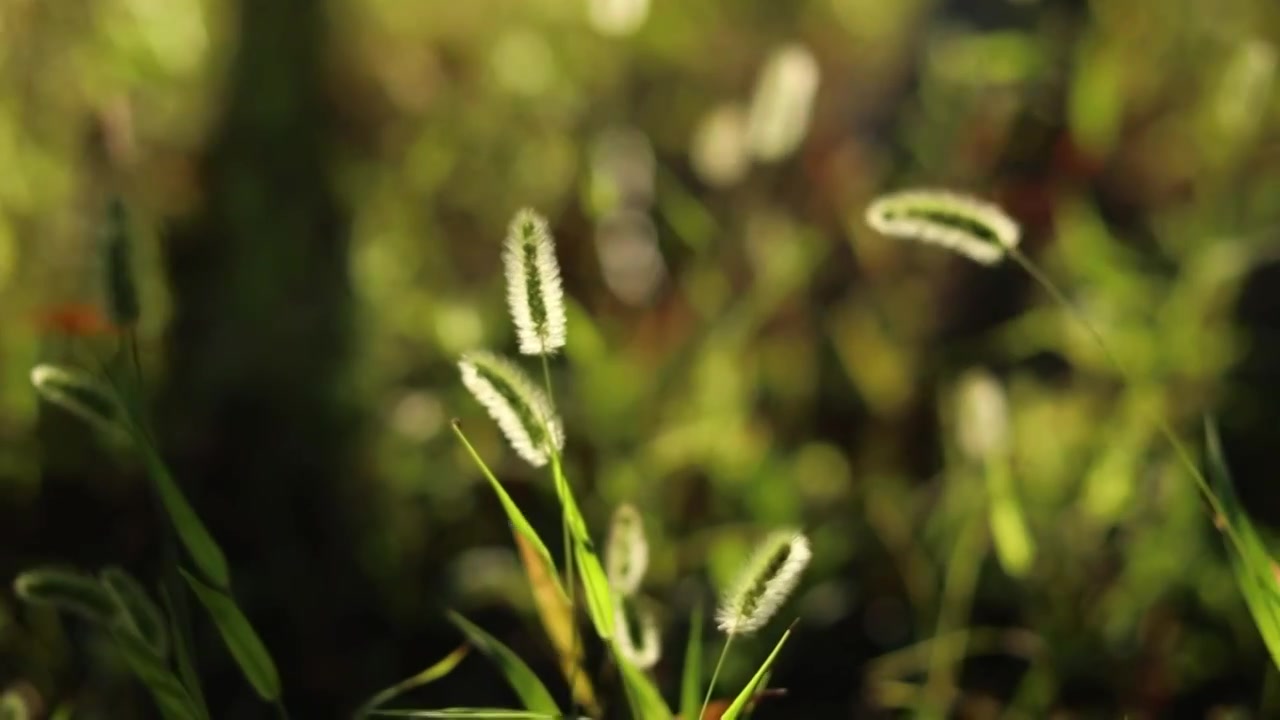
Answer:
xmin=160 ymin=0 xmax=364 ymax=715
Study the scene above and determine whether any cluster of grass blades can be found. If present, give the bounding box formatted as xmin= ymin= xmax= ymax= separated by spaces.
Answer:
xmin=15 ymin=197 xmax=284 ymax=720
xmin=866 ymin=188 xmax=1280 ymax=684
xmin=356 ymin=208 xmax=809 ymax=719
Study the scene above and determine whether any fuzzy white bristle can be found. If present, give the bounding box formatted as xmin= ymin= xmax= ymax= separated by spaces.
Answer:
xmin=503 ymin=208 xmax=567 ymax=356
xmin=716 ymin=530 xmax=811 ymax=636
xmin=614 ymin=598 xmax=662 ymax=670
xmin=865 ymin=189 xmax=1020 ymax=266
xmin=606 ymin=504 xmax=649 ymax=597
xmin=458 ymin=350 xmax=564 ymax=467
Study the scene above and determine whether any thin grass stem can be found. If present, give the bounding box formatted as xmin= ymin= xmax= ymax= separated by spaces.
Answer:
xmin=699 ymin=635 xmax=734 ymax=719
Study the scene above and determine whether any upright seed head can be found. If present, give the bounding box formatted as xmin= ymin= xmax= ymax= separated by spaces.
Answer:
xmin=458 ymin=350 xmax=564 ymax=467
xmin=865 ymin=189 xmax=1020 ymax=265
xmin=716 ymin=530 xmax=811 ymax=636
xmin=100 ymin=196 xmax=140 ymax=326
xmin=614 ymin=597 xmax=662 ymax=670
xmin=606 ymin=503 xmax=649 ymax=597
xmin=503 ymin=208 xmax=566 ymax=356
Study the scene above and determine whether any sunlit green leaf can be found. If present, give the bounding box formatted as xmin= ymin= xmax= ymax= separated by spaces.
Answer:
xmin=1205 ymin=419 xmax=1280 ymax=670
xmin=355 ymin=645 xmax=469 ymax=718
xmin=720 ymin=624 xmax=793 ymax=720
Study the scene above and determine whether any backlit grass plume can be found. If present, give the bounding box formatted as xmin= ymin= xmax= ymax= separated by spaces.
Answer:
xmin=504 ymin=208 xmax=566 ymax=356
xmin=716 ymin=530 xmax=811 ymax=636
xmin=606 ymin=503 xmax=649 ymax=597
xmin=458 ymin=350 xmax=564 ymax=467
xmin=614 ymin=598 xmax=661 ymax=670
xmin=865 ymin=189 xmax=1020 ymax=265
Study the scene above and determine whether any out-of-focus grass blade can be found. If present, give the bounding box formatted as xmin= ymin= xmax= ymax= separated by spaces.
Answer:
xmin=549 ymin=458 xmax=614 ymax=641
xmin=445 ymin=612 xmax=559 ymax=716
xmin=354 ymin=645 xmax=469 ymax=719
xmin=135 ymin=440 xmax=230 ymax=589
xmin=30 ymin=364 xmax=126 ymax=439
xmin=180 ymin=570 xmax=281 ymax=701
xmin=679 ymin=603 xmax=704 ymax=720
xmin=719 ymin=624 xmax=794 ymax=720
xmin=101 ymin=567 xmax=168 ymax=657
xmin=368 ymin=710 xmax=558 ymax=718
xmin=13 ymin=568 xmax=119 ymax=625
xmin=111 ymin=628 xmax=208 ymax=720
xmin=160 ymin=582 xmax=208 ymax=713
xmin=1204 ymin=419 xmax=1280 ymax=669
xmin=0 ymin=688 xmax=32 ymax=720
xmin=511 ymin=535 xmax=598 ymax=714
xmin=614 ymin=642 xmax=673 ymax=720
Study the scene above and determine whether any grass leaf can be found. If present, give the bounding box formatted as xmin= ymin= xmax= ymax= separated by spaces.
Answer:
xmin=110 ymin=628 xmax=208 ymax=720
xmin=30 ymin=364 xmax=126 ymax=439
xmin=445 ymin=612 xmax=559 ymax=716
xmin=679 ymin=602 xmax=704 ymax=720
xmin=1204 ymin=419 xmax=1280 ymax=670
xmin=355 ymin=645 xmax=469 ymax=718
xmin=550 ymin=458 xmax=615 ymax=640
xmin=101 ymin=567 xmax=169 ymax=657
xmin=511 ymin=534 xmax=598 ymax=714
xmin=719 ymin=624 xmax=793 ymax=720
xmin=135 ymin=440 xmax=230 ymax=589
xmin=368 ymin=710 xmax=558 ymax=718
xmin=180 ymin=570 xmax=281 ymax=701
xmin=613 ymin=641 xmax=673 ymax=720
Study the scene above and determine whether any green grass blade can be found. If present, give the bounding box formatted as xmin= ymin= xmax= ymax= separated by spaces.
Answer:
xmin=13 ymin=568 xmax=120 ymax=626
xmin=451 ymin=422 xmax=558 ymax=572
xmin=159 ymin=582 xmax=209 ymax=715
xmin=354 ymin=645 xmax=469 ymax=718
xmin=445 ymin=612 xmax=559 ymax=716
xmin=511 ymin=534 xmax=598 ymax=714
xmin=1204 ymin=419 xmax=1280 ymax=670
xmin=101 ymin=567 xmax=169 ymax=657
xmin=679 ymin=602 xmax=704 ymax=720
xmin=135 ymin=441 xmax=230 ymax=589
xmin=613 ymin=641 xmax=673 ymax=720
xmin=720 ymin=624 xmax=794 ymax=720
xmin=111 ymin=628 xmax=208 ymax=720
xmin=180 ymin=570 xmax=281 ymax=701
xmin=368 ymin=710 xmax=558 ymax=718
xmin=548 ymin=457 xmax=614 ymax=641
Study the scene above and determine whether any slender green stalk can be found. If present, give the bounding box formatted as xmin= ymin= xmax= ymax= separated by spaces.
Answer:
xmin=1006 ymin=247 xmax=1251 ymax=563
xmin=921 ymin=511 xmax=985 ymax=718
xmin=274 ymin=699 xmax=290 ymax=720
xmin=538 ymin=353 xmax=581 ymax=715
xmin=699 ymin=635 xmax=734 ymax=719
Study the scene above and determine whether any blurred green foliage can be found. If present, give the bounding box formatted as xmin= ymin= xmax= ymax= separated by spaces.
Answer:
xmin=2 ymin=0 xmax=1280 ymax=716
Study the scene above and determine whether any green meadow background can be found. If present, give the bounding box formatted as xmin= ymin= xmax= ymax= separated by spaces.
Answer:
xmin=3 ymin=0 xmax=1280 ymax=716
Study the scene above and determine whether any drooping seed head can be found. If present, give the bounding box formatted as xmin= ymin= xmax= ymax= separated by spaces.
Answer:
xmin=606 ymin=503 xmax=649 ymax=597
xmin=100 ymin=566 xmax=169 ymax=657
xmin=614 ymin=597 xmax=661 ymax=670
xmin=504 ymin=208 xmax=566 ymax=356
xmin=716 ymin=530 xmax=811 ymax=636
xmin=458 ymin=350 xmax=564 ymax=467
xmin=14 ymin=567 xmax=122 ymax=626
xmin=30 ymin=364 xmax=125 ymax=438
xmin=865 ymin=189 xmax=1020 ymax=265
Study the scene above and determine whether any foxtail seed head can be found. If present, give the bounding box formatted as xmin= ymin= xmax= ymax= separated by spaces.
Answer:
xmin=504 ymin=208 xmax=566 ymax=356
xmin=716 ymin=530 xmax=811 ymax=636
xmin=614 ymin=597 xmax=661 ymax=670
xmin=458 ymin=350 xmax=564 ymax=467
xmin=865 ymin=189 xmax=1020 ymax=266
xmin=606 ymin=503 xmax=649 ymax=597
xmin=100 ymin=196 xmax=140 ymax=326
xmin=30 ymin=364 xmax=124 ymax=438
